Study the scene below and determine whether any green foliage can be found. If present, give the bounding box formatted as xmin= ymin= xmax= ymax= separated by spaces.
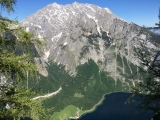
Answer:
xmin=50 ymin=105 xmax=84 ymax=120
xmin=130 ymin=49 xmax=160 ymax=117
xmin=100 ymin=72 xmax=115 ymax=92
xmin=0 ymin=0 xmax=16 ymax=13
xmin=33 ymin=59 xmax=124 ymax=120
xmin=0 ymin=89 xmax=46 ymax=120
xmin=74 ymin=93 xmax=84 ymax=98
xmin=0 ymin=1 xmax=47 ymax=119
xmin=0 ymin=17 xmax=40 ymax=84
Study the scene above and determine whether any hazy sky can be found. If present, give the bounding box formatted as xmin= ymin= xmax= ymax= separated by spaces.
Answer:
xmin=2 ymin=0 xmax=160 ymax=27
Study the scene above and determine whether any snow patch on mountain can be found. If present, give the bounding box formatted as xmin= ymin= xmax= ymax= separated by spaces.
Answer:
xmin=38 ymin=33 xmax=42 ymax=39
xmin=105 ymin=8 xmax=112 ymax=14
xmin=86 ymin=14 xmax=94 ymax=19
xmin=72 ymin=11 xmax=76 ymax=15
xmin=85 ymin=13 xmax=101 ymax=36
xmin=21 ymin=2 xmax=159 ymax=79
xmin=52 ymin=32 xmax=62 ymax=42
xmin=63 ymin=42 xmax=67 ymax=46
xmin=26 ymin=27 xmax=29 ymax=32
xmin=87 ymin=5 xmax=96 ymax=12
xmin=34 ymin=25 xmax=42 ymax=29
xmin=43 ymin=50 xmax=50 ymax=61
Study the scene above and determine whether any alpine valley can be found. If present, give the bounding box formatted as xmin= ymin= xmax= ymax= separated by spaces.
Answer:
xmin=21 ymin=2 xmax=160 ymax=120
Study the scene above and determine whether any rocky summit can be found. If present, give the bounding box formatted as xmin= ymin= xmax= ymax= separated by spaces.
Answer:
xmin=21 ymin=2 xmax=160 ymax=119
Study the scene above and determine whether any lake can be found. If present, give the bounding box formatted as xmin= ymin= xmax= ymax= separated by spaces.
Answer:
xmin=72 ymin=92 xmax=154 ymax=120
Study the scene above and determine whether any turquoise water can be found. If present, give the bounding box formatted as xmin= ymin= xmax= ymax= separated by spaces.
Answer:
xmin=74 ymin=92 xmax=154 ymax=120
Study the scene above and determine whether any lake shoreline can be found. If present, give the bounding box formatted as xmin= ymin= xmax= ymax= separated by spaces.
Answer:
xmin=76 ymin=91 xmax=133 ymax=119
xmin=74 ymin=92 xmax=154 ymax=120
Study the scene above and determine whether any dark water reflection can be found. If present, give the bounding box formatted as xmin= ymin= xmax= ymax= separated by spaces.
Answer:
xmin=74 ymin=92 xmax=153 ymax=120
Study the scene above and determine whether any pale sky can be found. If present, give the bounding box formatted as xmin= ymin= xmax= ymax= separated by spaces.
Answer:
xmin=2 ymin=0 xmax=160 ymax=27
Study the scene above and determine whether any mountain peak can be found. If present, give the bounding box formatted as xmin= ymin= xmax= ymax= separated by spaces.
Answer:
xmin=73 ymin=1 xmax=80 ymax=5
xmin=51 ymin=2 xmax=62 ymax=8
xmin=21 ymin=2 xmax=159 ymax=77
xmin=20 ymin=3 xmax=160 ymax=119
xmin=52 ymin=2 xmax=58 ymax=5
xmin=104 ymin=8 xmax=113 ymax=14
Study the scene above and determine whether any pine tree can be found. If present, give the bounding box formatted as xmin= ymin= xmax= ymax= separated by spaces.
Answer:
xmin=130 ymin=49 xmax=160 ymax=120
xmin=0 ymin=0 xmax=47 ymax=119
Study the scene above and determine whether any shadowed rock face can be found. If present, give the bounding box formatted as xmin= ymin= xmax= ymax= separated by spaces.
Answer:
xmin=21 ymin=2 xmax=160 ymax=83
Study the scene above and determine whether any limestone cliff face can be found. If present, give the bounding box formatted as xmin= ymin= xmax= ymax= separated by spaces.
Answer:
xmin=21 ymin=2 xmax=160 ymax=83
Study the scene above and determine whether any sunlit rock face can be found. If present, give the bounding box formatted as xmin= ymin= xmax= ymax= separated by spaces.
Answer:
xmin=21 ymin=2 xmax=160 ymax=83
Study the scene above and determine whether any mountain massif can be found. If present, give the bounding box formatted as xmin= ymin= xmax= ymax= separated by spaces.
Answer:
xmin=21 ymin=2 xmax=160 ymax=119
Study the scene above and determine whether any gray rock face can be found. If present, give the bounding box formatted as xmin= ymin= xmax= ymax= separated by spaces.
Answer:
xmin=21 ymin=2 xmax=160 ymax=82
